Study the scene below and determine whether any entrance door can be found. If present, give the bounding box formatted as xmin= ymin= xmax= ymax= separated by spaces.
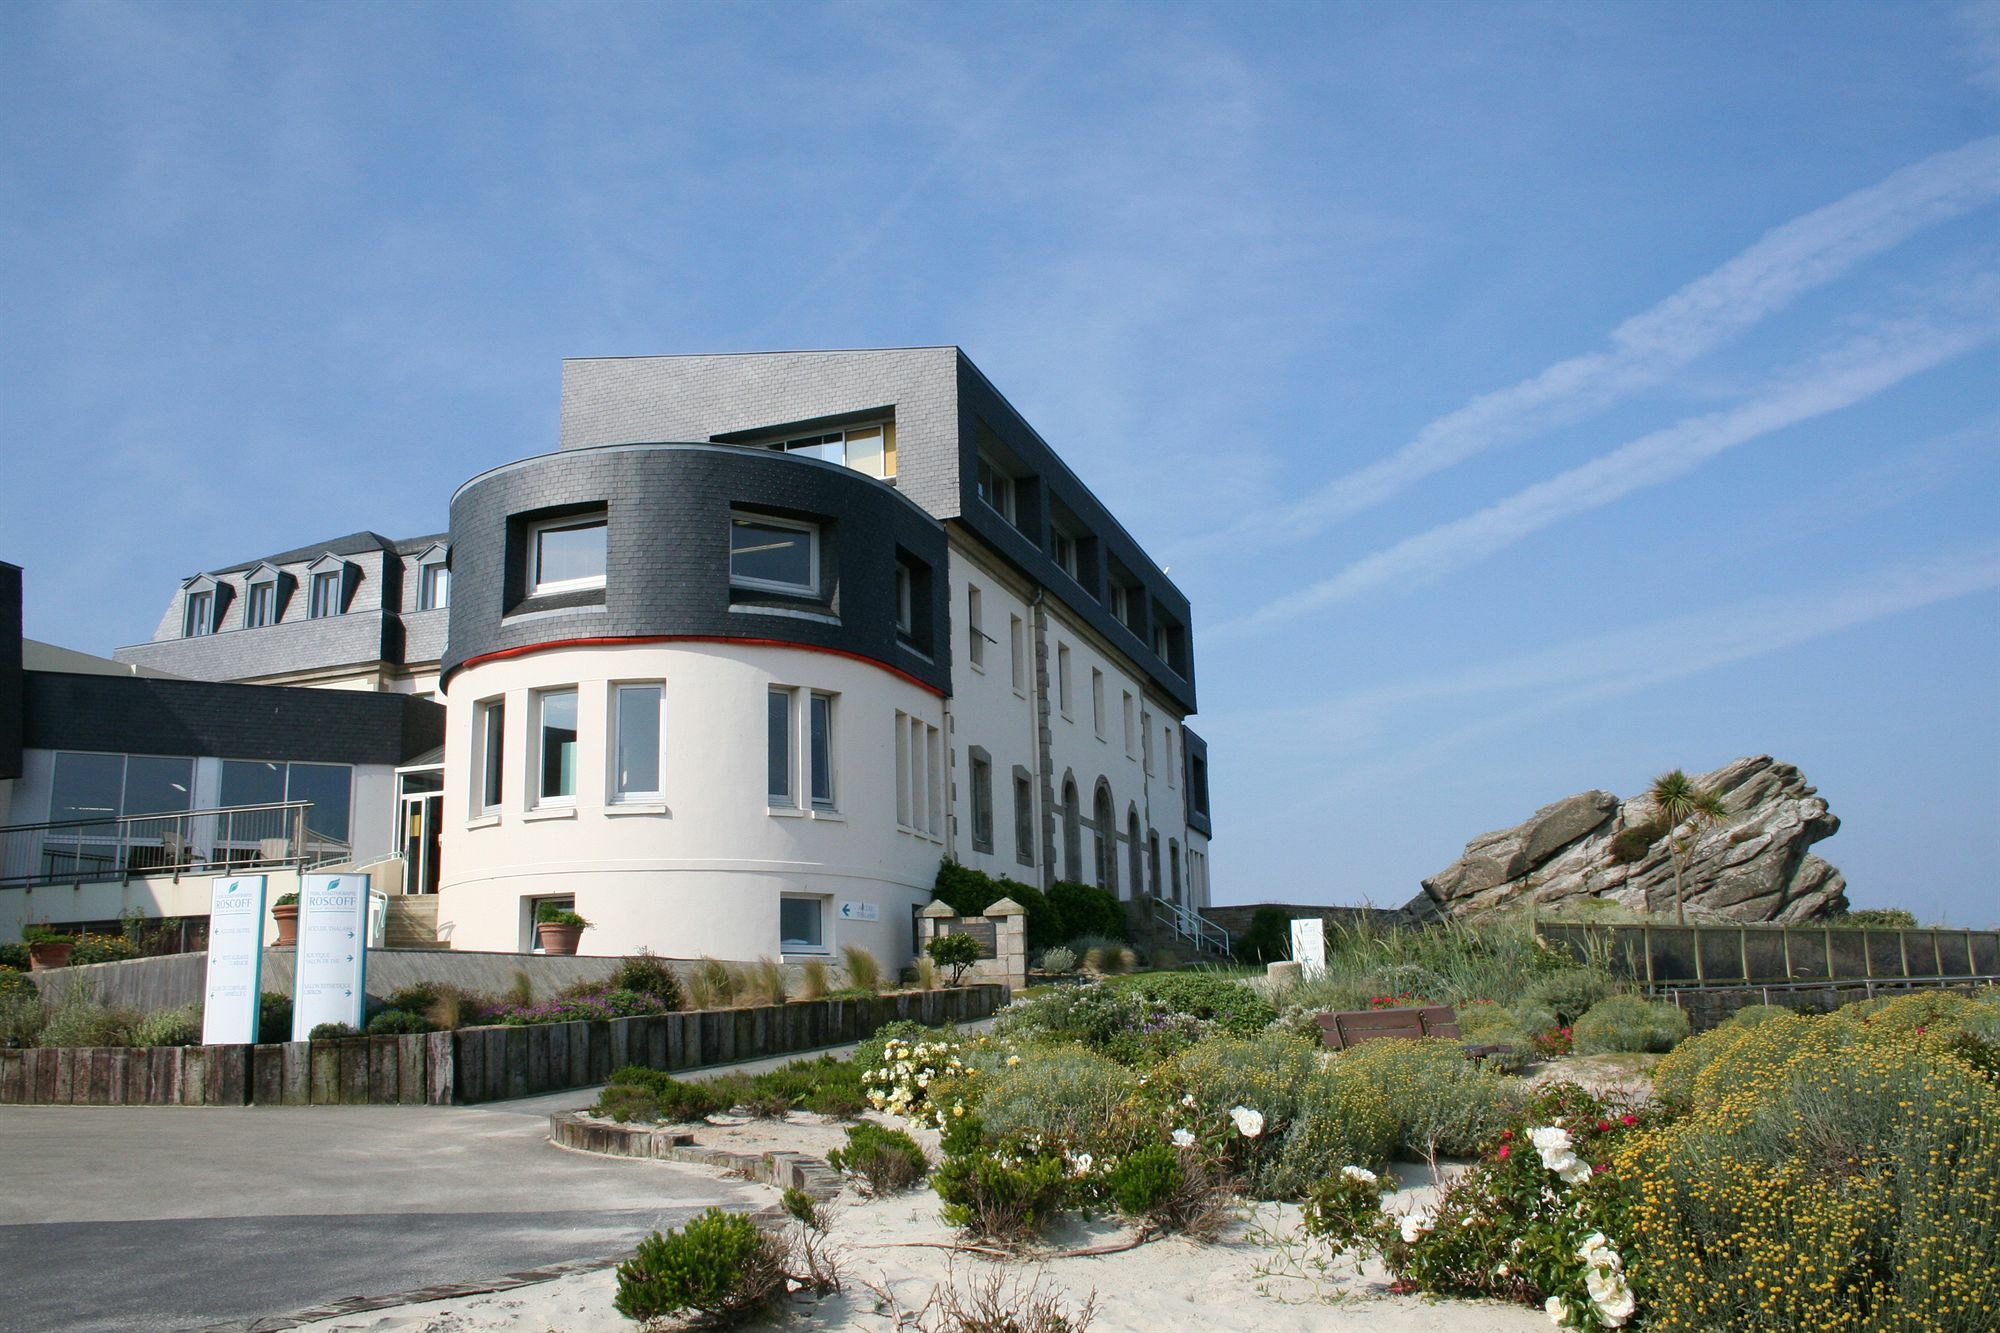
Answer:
xmin=401 ymin=792 xmax=443 ymax=894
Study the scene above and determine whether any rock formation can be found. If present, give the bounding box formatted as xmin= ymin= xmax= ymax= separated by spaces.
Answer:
xmin=1408 ymin=756 xmax=1848 ymax=923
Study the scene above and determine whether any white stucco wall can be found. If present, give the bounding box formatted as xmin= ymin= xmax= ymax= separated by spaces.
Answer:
xmin=437 ymin=641 xmax=946 ymax=965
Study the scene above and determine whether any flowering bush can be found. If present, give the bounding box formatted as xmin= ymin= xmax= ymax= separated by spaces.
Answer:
xmin=1333 ymin=1036 xmax=1526 ymax=1160
xmin=863 ymin=1036 xmax=971 ymax=1129
xmin=484 ymin=985 xmax=669 ymax=1026
xmin=976 ymin=1045 xmax=1136 ymax=1145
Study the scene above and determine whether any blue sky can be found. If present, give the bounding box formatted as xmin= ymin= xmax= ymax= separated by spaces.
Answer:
xmin=2 ymin=1 xmax=1995 ymax=924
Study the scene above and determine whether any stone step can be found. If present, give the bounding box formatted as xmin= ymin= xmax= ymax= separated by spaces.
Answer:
xmin=383 ymin=896 xmax=440 ymax=950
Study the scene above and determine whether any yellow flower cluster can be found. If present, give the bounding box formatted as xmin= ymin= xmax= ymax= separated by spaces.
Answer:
xmin=862 ymin=1039 xmax=971 ymax=1130
xmin=1616 ymin=994 xmax=2000 ymax=1331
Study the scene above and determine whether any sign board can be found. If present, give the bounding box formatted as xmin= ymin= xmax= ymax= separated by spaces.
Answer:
xmin=838 ymin=901 xmax=880 ymax=922
xmin=292 ymin=872 xmax=370 ymax=1040
xmin=1290 ymin=917 xmax=1328 ymax=981
xmin=201 ymin=875 xmax=268 ymax=1045
xmin=940 ymin=918 xmax=998 ymax=959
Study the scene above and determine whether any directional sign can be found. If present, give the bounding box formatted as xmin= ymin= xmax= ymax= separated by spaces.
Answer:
xmin=837 ymin=901 xmax=880 ymax=922
xmin=292 ymin=873 xmax=371 ymax=1040
xmin=201 ymin=875 xmax=268 ymax=1045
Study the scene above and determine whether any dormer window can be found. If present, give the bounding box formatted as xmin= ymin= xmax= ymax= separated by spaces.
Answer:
xmin=245 ymin=581 xmax=276 ymax=628
xmin=976 ymin=453 xmax=1015 ymax=523
xmin=420 ymin=562 xmax=450 ymax=611
xmin=309 ymin=570 xmax=342 ymax=619
xmin=527 ymin=515 xmax=607 ymax=596
xmin=765 ymin=422 xmax=896 ymax=480
xmin=1053 ymin=531 xmax=1078 ymax=580
xmin=184 ymin=589 xmax=215 ymax=637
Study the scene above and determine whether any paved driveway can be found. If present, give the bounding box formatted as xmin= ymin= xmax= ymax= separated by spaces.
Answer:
xmin=0 ymin=1094 xmax=756 ymax=1332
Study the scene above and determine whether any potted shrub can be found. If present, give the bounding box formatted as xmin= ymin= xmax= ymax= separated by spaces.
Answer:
xmin=536 ymin=903 xmax=590 ymax=955
xmin=22 ymin=924 xmax=74 ymax=971
xmin=271 ymin=892 xmax=301 ymax=947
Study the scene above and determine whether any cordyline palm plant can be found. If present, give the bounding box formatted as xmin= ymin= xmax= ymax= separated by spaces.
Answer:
xmin=1648 ymin=769 xmax=1729 ymax=925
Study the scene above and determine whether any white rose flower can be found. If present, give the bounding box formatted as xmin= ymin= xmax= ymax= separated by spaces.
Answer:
xmin=1545 ymin=1295 xmax=1571 ymax=1326
xmin=1171 ymin=1128 xmax=1197 ymax=1148
xmin=1228 ymin=1105 xmax=1265 ymax=1138
xmin=1181 ymin=1093 xmax=1197 ymax=1108
xmin=1340 ymin=1165 xmax=1378 ymax=1185
xmin=1530 ymin=1126 xmax=1574 ymax=1169
xmin=1399 ymin=1209 xmax=1434 ymax=1243
xmin=1070 ymin=1152 xmax=1094 ymax=1176
xmin=1556 ymin=1155 xmax=1594 ymax=1186
xmin=1587 ymin=1269 xmax=1635 ymax=1326
xmin=1578 ymin=1233 xmax=1621 ymax=1272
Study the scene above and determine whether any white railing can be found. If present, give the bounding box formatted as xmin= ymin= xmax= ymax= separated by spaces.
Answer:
xmin=0 ymin=801 xmax=348 ymax=889
xmin=1152 ymin=897 xmax=1232 ymax=957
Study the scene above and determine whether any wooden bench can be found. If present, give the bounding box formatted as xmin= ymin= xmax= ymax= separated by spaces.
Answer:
xmin=1315 ymin=1005 xmax=1463 ymax=1051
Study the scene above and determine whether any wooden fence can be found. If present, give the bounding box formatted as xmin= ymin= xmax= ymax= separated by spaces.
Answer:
xmin=1534 ymin=919 xmax=1999 ymax=989
xmin=0 ymin=984 xmax=1006 ymax=1108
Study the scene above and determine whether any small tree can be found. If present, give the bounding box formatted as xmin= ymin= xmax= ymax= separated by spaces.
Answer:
xmin=1647 ymin=769 xmax=1729 ymax=925
xmin=925 ymin=931 xmax=983 ymax=987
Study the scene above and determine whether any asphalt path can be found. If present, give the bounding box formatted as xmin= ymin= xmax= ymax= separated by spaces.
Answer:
xmin=0 ymin=1094 xmax=758 ymax=1332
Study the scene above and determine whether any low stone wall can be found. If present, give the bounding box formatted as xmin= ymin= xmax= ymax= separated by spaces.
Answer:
xmin=1662 ymin=977 xmax=1994 ymax=1032
xmin=0 ymin=984 xmax=1007 ymax=1108
xmin=1201 ymin=903 xmax=1410 ymax=940
xmin=548 ymin=1110 xmax=842 ymax=1197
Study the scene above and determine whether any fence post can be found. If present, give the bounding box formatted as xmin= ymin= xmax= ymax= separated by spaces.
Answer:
xmin=1642 ymin=925 xmax=1655 ymax=990
xmin=1899 ymin=931 xmax=1911 ymax=978
xmin=1693 ymin=924 xmax=1705 ymax=984
xmin=1823 ymin=928 xmax=1834 ymax=981
xmin=1862 ymin=928 xmax=1873 ymax=979
xmin=1781 ymin=929 xmax=1794 ymax=981
xmin=1739 ymin=927 xmax=1750 ymax=985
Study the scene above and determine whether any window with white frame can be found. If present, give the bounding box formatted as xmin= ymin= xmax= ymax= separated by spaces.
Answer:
xmin=730 ymin=513 xmax=818 ymax=595
xmin=245 ymin=581 xmax=276 ymax=629
xmin=808 ymin=691 xmax=836 ymax=810
xmin=1009 ymin=616 xmax=1025 ymax=693
xmin=612 ymin=683 xmax=663 ymax=802
xmin=476 ymin=698 xmax=505 ymax=813
xmin=183 ymin=589 xmax=215 ymax=637
xmin=1142 ymin=709 xmax=1154 ymax=775
xmin=1091 ymin=669 xmax=1105 ymax=739
xmin=967 ymin=586 xmax=984 ymax=669
xmin=1122 ymin=692 xmax=1136 ymax=757
xmin=766 ymin=422 xmax=895 ymax=479
xmin=309 ymin=570 xmax=342 ymax=618
xmin=968 ymin=748 xmax=994 ymax=852
xmin=768 ymin=688 xmax=794 ymax=807
xmin=780 ymin=896 xmax=828 ymax=952
xmin=975 ymin=453 xmax=1014 ymax=522
xmin=1057 ymin=643 xmax=1072 ymax=718
xmin=535 ymin=689 xmax=578 ymax=805
xmin=419 ymin=562 xmax=450 ymax=611
xmin=895 ymin=710 xmax=943 ymax=838
xmin=1012 ymin=768 xmax=1035 ymax=866
xmin=527 ymin=516 xmax=607 ymax=597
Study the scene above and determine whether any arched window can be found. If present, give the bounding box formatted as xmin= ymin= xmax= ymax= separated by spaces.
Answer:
xmin=1169 ymin=838 xmax=1182 ymax=903
xmin=1061 ymin=773 xmax=1081 ymax=882
xmin=1127 ymin=807 xmax=1144 ymax=894
xmin=1092 ymin=780 xmax=1116 ymax=893
xmin=1147 ymin=830 xmax=1161 ymax=897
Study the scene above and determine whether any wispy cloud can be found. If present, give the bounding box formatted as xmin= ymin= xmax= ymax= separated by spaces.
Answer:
xmin=1193 ymin=135 xmax=2000 ymax=550
xmin=1216 ymin=300 xmax=2000 ymax=638
xmin=1961 ymin=1 xmax=2000 ymax=93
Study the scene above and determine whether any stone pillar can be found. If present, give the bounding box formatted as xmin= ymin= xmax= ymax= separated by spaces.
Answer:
xmin=983 ymin=896 xmax=1027 ymax=990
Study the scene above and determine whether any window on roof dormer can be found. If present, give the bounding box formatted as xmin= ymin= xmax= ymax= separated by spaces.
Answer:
xmin=419 ymin=562 xmax=450 ymax=611
xmin=766 ymin=422 xmax=896 ymax=480
xmin=309 ymin=571 xmax=342 ymax=619
xmin=245 ymin=581 xmax=276 ymax=628
xmin=184 ymin=590 xmax=214 ymax=637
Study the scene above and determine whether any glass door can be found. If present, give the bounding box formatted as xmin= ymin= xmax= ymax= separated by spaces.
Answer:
xmin=395 ymin=766 xmax=444 ymax=895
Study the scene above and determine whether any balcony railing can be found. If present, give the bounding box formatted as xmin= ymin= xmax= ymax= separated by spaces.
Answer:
xmin=0 ymin=801 xmax=349 ymax=890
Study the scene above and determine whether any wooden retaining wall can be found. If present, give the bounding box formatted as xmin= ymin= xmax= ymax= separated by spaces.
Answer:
xmin=0 ymin=984 xmax=1006 ymax=1108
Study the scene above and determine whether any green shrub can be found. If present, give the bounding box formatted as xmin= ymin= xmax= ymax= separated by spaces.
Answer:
xmin=131 ymin=1004 xmax=201 ymax=1047
xmin=612 ymin=950 xmax=683 ymax=1010
xmin=1726 ymin=1002 xmax=1798 ymax=1028
xmin=1334 ymin=1038 xmax=1525 ymax=1159
xmin=40 ymin=992 xmax=138 ymax=1047
xmin=827 ymin=1122 xmax=929 ymax=1194
xmin=384 ymin=982 xmax=439 ymax=1013
xmin=365 ymin=1008 xmax=431 ymax=1035
xmin=1453 ymin=1000 xmax=1530 ymax=1049
xmin=1164 ymin=1034 xmax=1320 ymax=1179
xmin=925 ymin=931 xmax=983 ymax=986
xmin=0 ymin=943 xmax=30 ymax=971
xmin=1608 ymin=821 xmax=1664 ymax=864
xmin=68 ymin=932 xmax=138 ymax=966
xmin=933 ymin=860 xmax=1065 ymax=949
xmin=977 ymin=1046 xmax=1137 ymax=1145
xmin=596 ymin=1084 xmax=662 ymax=1123
xmin=0 ymin=986 xmax=43 ymax=1047
xmin=1521 ymin=968 xmax=1622 ymax=1026
xmin=536 ymin=902 xmax=590 ymax=928
xmin=1507 ymin=997 xmax=1560 ymax=1037
xmin=933 ymin=1147 xmax=1069 ymax=1239
xmin=614 ymin=1208 xmax=785 ymax=1324
xmin=1259 ymin=1062 xmax=1399 ymax=1198
xmin=603 ymin=1066 xmax=726 ymax=1122
xmin=0 ymin=968 xmax=34 ymax=1002
xmin=1106 ymin=1142 xmax=1182 ymax=1217
xmin=259 ymin=992 xmax=293 ymax=1041
xmin=1234 ymin=907 xmax=1291 ymax=965
xmin=1048 ymin=880 xmax=1127 ymax=941
xmin=994 ymin=980 xmax=1204 ymax=1064
xmin=1038 ymin=946 xmax=1078 ymax=974
xmin=840 ymin=944 xmax=882 ymax=994
xmin=744 ymin=1055 xmax=867 ymax=1118
xmin=1836 ymin=907 xmax=1920 ymax=928
xmin=310 ymin=1022 xmax=360 ymax=1040
xmin=1123 ymin=972 xmax=1276 ymax=1035
xmin=1571 ymin=994 xmax=1689 ymax=1053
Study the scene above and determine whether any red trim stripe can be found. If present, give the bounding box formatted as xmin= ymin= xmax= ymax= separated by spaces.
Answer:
xmin=446 ymin=635 xmax=946 ymax=696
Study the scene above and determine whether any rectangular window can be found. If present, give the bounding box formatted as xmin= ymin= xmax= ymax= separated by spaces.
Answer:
xmin=908 ymin=715 xmax=927 ymax=832
xmin=122 ymin=755 xmax=194 ymax=816
xmin=1191 ymin=754 xmax=1210 ymax=816
xmin=894 ymin=711 xmax=941 ymax=838
xmin=1091 ymin=669 xmax=1105 ymax=739
xmin=1110 ymin=585 xmax=1130 ymax=627
xmin=975 ymin=454 xmax=1014 ymax=522
xmin=926 ymin=726 xmax=944 ymax=837
xmin=1142 ymin=711 xmax=1154 ymax=775
xmin=894 ymin=716 xmax=912 ymax=828
xmin=50 ymin=751 xmax=127 ymax=823
xmin=967 ymin=586 xmax=984 ymax=669
xmin=1122 ymin=692 xmax=1136 ymax=757
xmin=1057 ymin=643 xmax=1072 ymax=718
xmin=536 ymin=689 xmax=578 ymax=804
xmin=809 ymin=692 xmax=835 ymax=809
xmin=969 ymin=752 xmax=994 ymax=852
xmin=1053 ymin=531 xmax=1077 ymax=579
xmin=613 ymin=684 xmax=663 ymax=802
xmin=529 ymin=517 xmax=607 ymax=596
xmin=286 ymin=762 xmax=353 ymax=843
xmin=894 ymin=564 xmax=913 ymax=635
xmin=184 ymin=590 xmax=213 ymax=637
xmin=477 ymin=699 xmax=505 ymax=812
xmin=1009 ymin=616 xmax=1025 ymax=693
xmin=730 ymin=513 xmax=818 ymax=595
xmin=309 ymin=571 xmax=342 ymax=619
xmin=220 ymin=758 xmax=286 ymax=808
xmin=419 ymin=563 xmax=450 ymax=611
xmin=1013 ymin=771 xmax=1035 ymax=865
xmin=245 ymin=582 xmax=275 ymax=629
xmin=768 ymin=423 xmax=896 ymax=480
xmin=1165 ymin=728 xmax=1177 ymax=787
xmin=780 ymin=896 xmax=826 ymax=952
xmin=768 ymin=688 xmax=794 ymax=806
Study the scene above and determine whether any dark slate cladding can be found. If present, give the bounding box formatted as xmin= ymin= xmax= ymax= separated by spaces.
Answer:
xmin=443 ymin=443 xmax=952 ymax=693
xmin=0 ymin=562 xmax=23 ymax=779
xmin=950 ymin=358 xmax=1197 ymax=713
xmin=21 ymin=672 xmax=445 ymax=766
xmin=1181 ymin=724 xmax=1212 ymax=839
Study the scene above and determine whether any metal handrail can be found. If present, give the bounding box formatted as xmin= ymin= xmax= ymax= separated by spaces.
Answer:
xmin=1152 ymin=896 xmax=1232 ymax=957
xmin=0 ymin=800 xmax=349 ymax=889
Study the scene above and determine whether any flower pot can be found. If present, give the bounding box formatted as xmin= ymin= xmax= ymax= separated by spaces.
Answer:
xmin=27 ymin=940 xmax=75 ymax=971
xmin=537 ymin=922 xmax=584 ymax=955
xmin=271 ymin=902 xmax=300 ymax=948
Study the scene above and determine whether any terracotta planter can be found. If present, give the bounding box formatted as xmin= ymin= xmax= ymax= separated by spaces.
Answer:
xmin=537 ymin=922 xmax=584 ymax=955
xmin=27 ymin=940 xmax=75 ymax=971
xmin=271 ymin=902 xmax=300 ymax=947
